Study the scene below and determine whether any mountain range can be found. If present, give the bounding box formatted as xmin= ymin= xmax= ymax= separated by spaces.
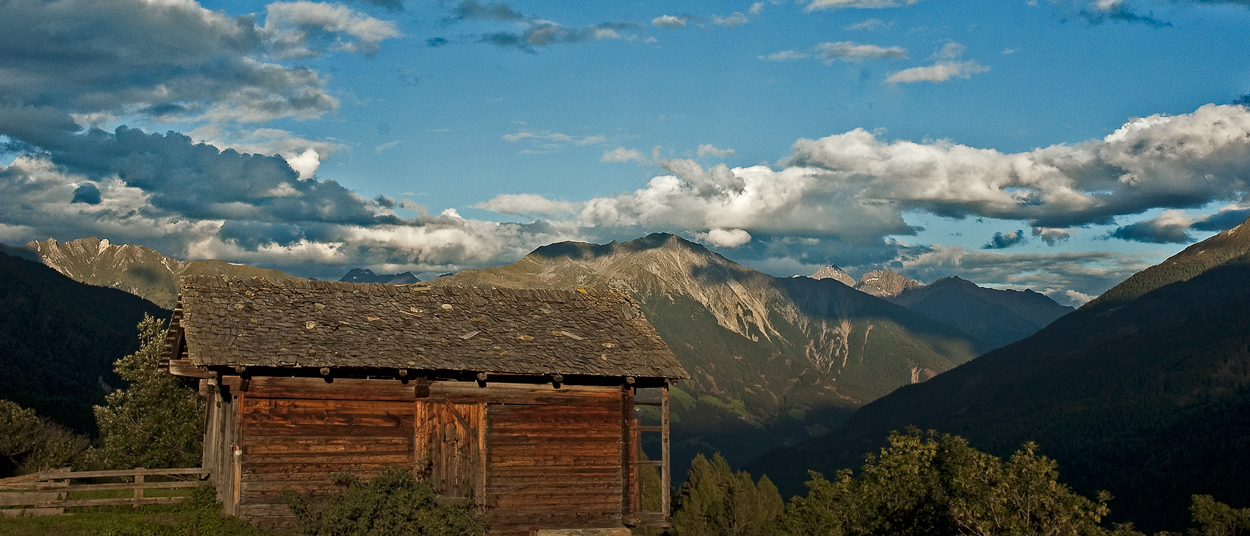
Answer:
xmin=748 ymin=219 xmax=1250 ymax=533
xmin=1 ymin=234 xmax=1071 ymax=480
xmin=434 ymin=233 xmax=1068 ymax=470
xmin=339 ymin=268 xmax=421 ymax=284
xmin=10 ymin=238 xmax=303 ymax=309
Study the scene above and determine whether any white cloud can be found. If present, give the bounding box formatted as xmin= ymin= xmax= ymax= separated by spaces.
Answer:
xmin=602 ymin=147 xmax=646 ymax=163
xmin=749 ymin=2 xmax=765 ymax=15
xmin=932 ymin=42 xmax=967 ymax=60
xmin=284 ymin=149 xmax=322 ymax=179
xmin=474 ymin=194 xmax=581 ymax=218
xmin=847 ymin=18 xmax=888 ymax=30
xmin=1033 ymin=227 xmax=1071 ymax=245
xmin=806 ymin=0 xmax=923 ymax=11
xmin=503 ymin=131 xmax=605 ymax=147
xmin=816 ymin=41 xmax=908 ymax=63
xmin=264 ymin=1 xmax=402 ymax=56
xmin=761 ymin=50 xmax=811 ymax=62
xmin=885 ymin=60 xmax=989 ymax=83
xmin=697 ymin=144 xmax=736 ymax=158
xmin=896 ymin=245 xmax=1150 ymax=306
xmin=702 ymin=228 xmax=753 ymax=247
xmin=712 ymin=12 xmax=749 ymax=27
xmin=651 ymin=15 xmax=688 ymax=28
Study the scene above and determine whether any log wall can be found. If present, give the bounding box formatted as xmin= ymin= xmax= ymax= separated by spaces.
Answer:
xmin=205 ymin=376 xmax=636 ymax=533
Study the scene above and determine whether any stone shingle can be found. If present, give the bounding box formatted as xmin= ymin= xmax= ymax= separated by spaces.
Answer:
xmin=168 ymin=276 xmax=687 ymax=379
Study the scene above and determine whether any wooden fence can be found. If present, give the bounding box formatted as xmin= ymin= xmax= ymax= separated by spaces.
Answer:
xmin=0 ymin=467 xmax=210 ymax=517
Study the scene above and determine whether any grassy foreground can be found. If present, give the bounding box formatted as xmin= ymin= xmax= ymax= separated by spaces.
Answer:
xmin=0 ymin=485 xmax=274 ymax=536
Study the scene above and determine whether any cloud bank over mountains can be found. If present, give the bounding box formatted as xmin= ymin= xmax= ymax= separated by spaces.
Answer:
xmin=2 ymin=0 xmax=1249 ymax=306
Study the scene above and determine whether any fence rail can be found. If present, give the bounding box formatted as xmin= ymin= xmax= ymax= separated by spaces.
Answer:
xmin=0 ymin=467 xmax=210 ymax=516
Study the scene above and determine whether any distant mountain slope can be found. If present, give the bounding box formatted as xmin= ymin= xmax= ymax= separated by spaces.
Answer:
xmin=0 ymin=251 xmax=169 ymax=433
xmin=854 ymin=269 xmax=922 ymax=297
xmin=810 ymin=265 xmax=856 ymax=287
xmin=749 ymin=221 xmax=1250 ymax=533
xmin=435 ymin=233 xmax=983 ymax=470
xmin=20 ymin=238 xmax=302 ymax=308
xmin=885 ymin=277 xmax=1073 ymax=350
xmin=339 ymin=268 xmax=421 ymax=284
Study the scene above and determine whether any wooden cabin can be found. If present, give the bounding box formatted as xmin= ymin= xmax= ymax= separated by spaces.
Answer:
xmin=161 ymin=276 xmax=687 ymax=535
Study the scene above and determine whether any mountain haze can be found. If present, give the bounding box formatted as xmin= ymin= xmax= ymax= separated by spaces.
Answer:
xmin=436 ymin=233 xmax=983 ymax=469
xmin=750 ymin=220 xmax=1250 ymax=532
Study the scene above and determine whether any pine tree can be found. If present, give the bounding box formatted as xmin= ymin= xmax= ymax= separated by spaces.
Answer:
xmin=671 ymin=452 xmax=783 ymax=536
xmin=81 ymin=314 xmax=204 ymax=469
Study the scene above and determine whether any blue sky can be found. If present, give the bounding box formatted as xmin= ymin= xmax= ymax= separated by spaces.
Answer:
xmin=1 ymin=0 xmax=1249 ymax=305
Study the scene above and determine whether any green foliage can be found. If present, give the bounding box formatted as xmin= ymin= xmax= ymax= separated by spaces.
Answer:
xmin=80 ymin=315 xmax=204 ymax=470
xmin=779 ymin=429 xmax=1120 ymax=536
xmin=282 ymin=467 xmax=486 ymax=536
xmin=1189 ymin=495 xmax=1250 ymax=536
xmin=0 ymin=484 xmax=274 ymax=536
xmin=0 ymin=398 xmax=88 ymax=474
xmin=670 ymin=452 xmax=783 ymax=536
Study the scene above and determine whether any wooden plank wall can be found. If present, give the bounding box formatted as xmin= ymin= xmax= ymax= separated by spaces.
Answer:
xmin=486 ymin=397 xmax=625 ymax=534
xmin=209 ymin=376 xmax=631 ymax=533
xmin=236 ymin=382 xmax=415 ymax=528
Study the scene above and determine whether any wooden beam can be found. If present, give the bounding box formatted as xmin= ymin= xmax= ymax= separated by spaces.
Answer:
xmin=662 ymin=384 xmax=670 ymax=519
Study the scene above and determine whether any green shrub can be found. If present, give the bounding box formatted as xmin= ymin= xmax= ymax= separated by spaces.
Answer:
xmin=0 ymin=398 xmax=88 ymax=475
xmin=80 ymin=315 xmax=204 ymax=470
xmin=282 ymin=467 xmax=486 ymax=536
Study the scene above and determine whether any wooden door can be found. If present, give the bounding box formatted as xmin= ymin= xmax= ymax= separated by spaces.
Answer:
xmin=415 ymin=401 xmax=486 ymax=501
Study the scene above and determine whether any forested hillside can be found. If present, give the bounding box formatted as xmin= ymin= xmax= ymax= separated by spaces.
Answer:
xmin=0 ymin=251 xmax=169 ymax=432
xmin=749 ymin=222 xmax=1250 ymax=533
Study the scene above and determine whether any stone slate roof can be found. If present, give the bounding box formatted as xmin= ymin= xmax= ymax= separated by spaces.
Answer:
xmin=168 ymin=276 xmax=687 ymax=379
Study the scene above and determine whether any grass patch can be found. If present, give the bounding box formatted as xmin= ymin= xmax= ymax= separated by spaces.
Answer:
xmin=0 ymin=485 xmax=274 ymax=536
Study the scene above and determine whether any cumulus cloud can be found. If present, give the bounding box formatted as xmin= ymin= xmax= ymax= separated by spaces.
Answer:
xmin=1110 ymin=210 xmax=1196 ymax=243
xmin=651 ymin=15 xmax=689 ymax=28
xmin=0 ymin=0 xmax=405 ymax=165
xmin=816 ymin=41 xmax=908 ymax=63
xmin=984 ymin=230 xmax=1026 ymax=249
xmin=806 ymin=0 xmax=923 ymax=11
xmin=896 ymin=245 xmax=1150 ymax=306
xmin=698 ymin=228 xmax=753 ymax=247
xmin=749 ymin=2 xmax=765 ymax=15
xmin=264 ymin=1 xmax=403 ymax=57
xmin=1033 ymin=227 xmax=1071 ymax=245
xmin=783 ymin=104 xmax=1250 ymax=230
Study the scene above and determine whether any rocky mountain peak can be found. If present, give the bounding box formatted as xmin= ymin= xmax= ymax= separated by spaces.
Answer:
xmin=811 ymin=265 xmax=856 ymax=287
xmin=856 ymin=269 xmax=923 ymax=298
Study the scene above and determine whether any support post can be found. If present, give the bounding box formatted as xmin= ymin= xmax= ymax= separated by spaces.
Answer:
xmin=662 ymin=383 xmax=671 ymax=518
